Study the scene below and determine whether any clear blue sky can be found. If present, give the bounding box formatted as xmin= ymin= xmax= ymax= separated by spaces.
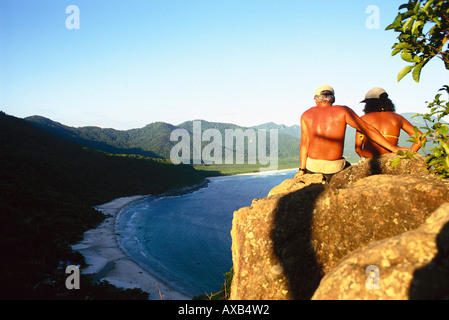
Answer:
xmin=0 ymin=0 xmax=447 ymax=130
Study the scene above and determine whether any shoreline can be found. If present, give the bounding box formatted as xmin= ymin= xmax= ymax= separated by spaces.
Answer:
xmin=71 ymin=170 xmax=293 ymax=300
xmin=207 ymin=167 xmax=297 ymax=180
xmin=72 ymin=194 xmax=192 ymax=300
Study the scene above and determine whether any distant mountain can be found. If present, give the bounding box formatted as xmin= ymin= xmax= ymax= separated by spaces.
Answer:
xmin=25 ymin=116 xmax=303 ymax=162
xmin=252 ymin=122 xmax=301 ymax=138
xmin=25 ymin=115 xmax=163 ymax=158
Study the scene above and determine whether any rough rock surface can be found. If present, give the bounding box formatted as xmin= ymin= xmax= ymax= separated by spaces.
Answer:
xmin=230 ymin=154 xmax=449 ymax=300
xmin=329 ymin=153 xmax=429 ymax=189
xmin=312 ymin=203 xmax=449 ymax=300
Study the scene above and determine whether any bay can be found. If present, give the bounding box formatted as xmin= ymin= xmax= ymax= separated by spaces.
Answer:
xmin=116 ymin=169 xmax=296 ymax=297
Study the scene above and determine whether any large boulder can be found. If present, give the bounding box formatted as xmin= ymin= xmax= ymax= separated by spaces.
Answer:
xmin=312 ymin=203 xmax=449 ymax=300
xmin=230 ymin=155 xmax=449 ymax=300
xmin=329 ymin=153 xmax=429 ymax=189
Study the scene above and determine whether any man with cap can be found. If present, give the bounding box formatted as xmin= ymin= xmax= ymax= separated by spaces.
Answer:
xmin=355 ymin=87 xmax=424 ymax=158
xmin=294 ymin=85 xmax=410 ymax=181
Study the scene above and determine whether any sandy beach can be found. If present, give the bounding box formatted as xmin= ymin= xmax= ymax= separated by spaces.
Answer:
xmin=208 ymin=168 xmax=297 ymax=180
xmin=72 ymin=195 xmax=191 ymax=300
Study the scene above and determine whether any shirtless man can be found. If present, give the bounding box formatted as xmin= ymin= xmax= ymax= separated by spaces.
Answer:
xmin=355 ymin=87 xmax=424 ymax=158
xmin=294 ymin=85 xmax=410 ymax=180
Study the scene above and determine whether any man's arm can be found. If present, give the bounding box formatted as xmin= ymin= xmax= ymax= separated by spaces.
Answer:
xmin=344 ymin=107 xmax=408 ymax=152
xmin=295 ymin=116 xmax=309 ymax=178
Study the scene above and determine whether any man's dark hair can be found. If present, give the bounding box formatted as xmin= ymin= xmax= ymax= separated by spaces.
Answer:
xmin=363 ymin=93 xmax=396 ymax=114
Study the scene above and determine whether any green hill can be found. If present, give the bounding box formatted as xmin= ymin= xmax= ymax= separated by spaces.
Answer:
xmin=25 ymin=116 xmax=303 ymax=173
xmin=0 ymin=112 xmax=208 ymax=299
xmin=24 ymin=115 xmax=164 ymax=159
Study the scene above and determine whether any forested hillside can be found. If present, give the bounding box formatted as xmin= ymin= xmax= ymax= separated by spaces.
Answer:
xmin=25 ymin=116 xmax=302 ymax=167
xmin=0 ymin=112 xmax=208 ymax=299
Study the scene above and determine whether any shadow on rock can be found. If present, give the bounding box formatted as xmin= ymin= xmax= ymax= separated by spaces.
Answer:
xmin=271 ymin=183 xmax=326 ymax=299
xmin=409 ymin=221 xmax=449 ymax=300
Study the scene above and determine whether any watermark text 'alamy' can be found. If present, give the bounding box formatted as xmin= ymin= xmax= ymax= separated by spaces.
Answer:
xmin=170 ymin=121 xmax=278 ymax=172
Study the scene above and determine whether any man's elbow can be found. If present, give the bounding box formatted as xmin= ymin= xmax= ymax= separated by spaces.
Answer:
xmin=364 ymin=125 xmax=381 ymax=139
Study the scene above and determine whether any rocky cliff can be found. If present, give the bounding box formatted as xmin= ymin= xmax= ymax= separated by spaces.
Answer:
xmin=230 ymin=153 xmax=449 ymax=300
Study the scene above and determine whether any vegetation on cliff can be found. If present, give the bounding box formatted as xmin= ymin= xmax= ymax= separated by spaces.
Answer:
xmin=412 ymin=86 xmax=449 ymax=178
xmin=387 ymin=0 xmax=449 ymax=178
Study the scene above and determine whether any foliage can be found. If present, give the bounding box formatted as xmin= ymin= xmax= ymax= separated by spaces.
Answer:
xmin=391 ymin=149 xmax=417 ymax=167
xmin=0 ymin=113 xmax=209 ymax=299
xmin=392 ymin=86 xmax=449 ymax=178
xmin=387 ymin=1 xmax=449 ymax=178
xmin=386 ymin=0 xmax=449 ymax=82
xmin=193 ymin=267 xmax=233 ymax=300
xmin=413 ymin=86 xmax=449 ymax=178
xmin=33 ymin=273 xmax=149 ymax=300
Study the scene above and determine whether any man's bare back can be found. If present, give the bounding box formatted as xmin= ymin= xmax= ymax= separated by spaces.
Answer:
xmin=301 ymin=105 xmax=349 ymax=161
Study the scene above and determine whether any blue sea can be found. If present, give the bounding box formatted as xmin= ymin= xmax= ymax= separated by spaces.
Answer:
xmin=116 ymin=169 xmax=296 ymax=297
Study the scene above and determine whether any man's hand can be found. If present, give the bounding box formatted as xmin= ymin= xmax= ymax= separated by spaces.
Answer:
xmin=294 ymin=170 xmax=306 ymax=179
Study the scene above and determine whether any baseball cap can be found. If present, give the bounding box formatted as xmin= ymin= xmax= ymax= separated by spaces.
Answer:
xmin=361 ymin=88 xmax=388 ymax=102
xmin=314 ymin=85 xmax=335 ymax=96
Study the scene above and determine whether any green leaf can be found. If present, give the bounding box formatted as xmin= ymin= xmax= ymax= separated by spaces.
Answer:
xmin=428 ymin=24 xmax=438 ymax=36
xmin=440 ymin=124 xmax=449 ymax=135
xmin=443 ymin=143 xmax=449 ymax=154
xmin=403 ymin=17 xmax=415 ymax=32
xmin=393 ymin=42 xmax=410 ymax=50
xmin=403 ymin=10 xmax=416 ymax=20
xmin=412 ymin=61 xmax=425 ymax=82
xmin=413 ymin=1 xmax=422 ymax=14
xmin=401 ymin=50 xmax=415 ymax=62
xmin=392 ymin=47 xmax=403 ymax=56
xmin=422 ymin=0 xmax=435 ymax=14
xmin=391 ymin=157 xmax=403 ymax=167
xmin=386 ymin=17 xmax=402 ymax=30
xmin=411 ymin=20 xmax=424 ymax=35
xmin=398 ymin=34 xmax=412 ymax=40
xmin=397 ymin=65 xmax=414 ymax=81
xmin=432 ymin=17 xmax=441 ymax=27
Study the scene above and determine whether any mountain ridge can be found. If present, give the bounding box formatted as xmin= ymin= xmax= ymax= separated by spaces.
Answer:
xmin=25 ymin=116 xmax=303 ymax=163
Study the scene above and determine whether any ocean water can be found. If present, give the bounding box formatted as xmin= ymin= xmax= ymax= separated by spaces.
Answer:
xmin=116 ymin=169 xmax=296 ymax=297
